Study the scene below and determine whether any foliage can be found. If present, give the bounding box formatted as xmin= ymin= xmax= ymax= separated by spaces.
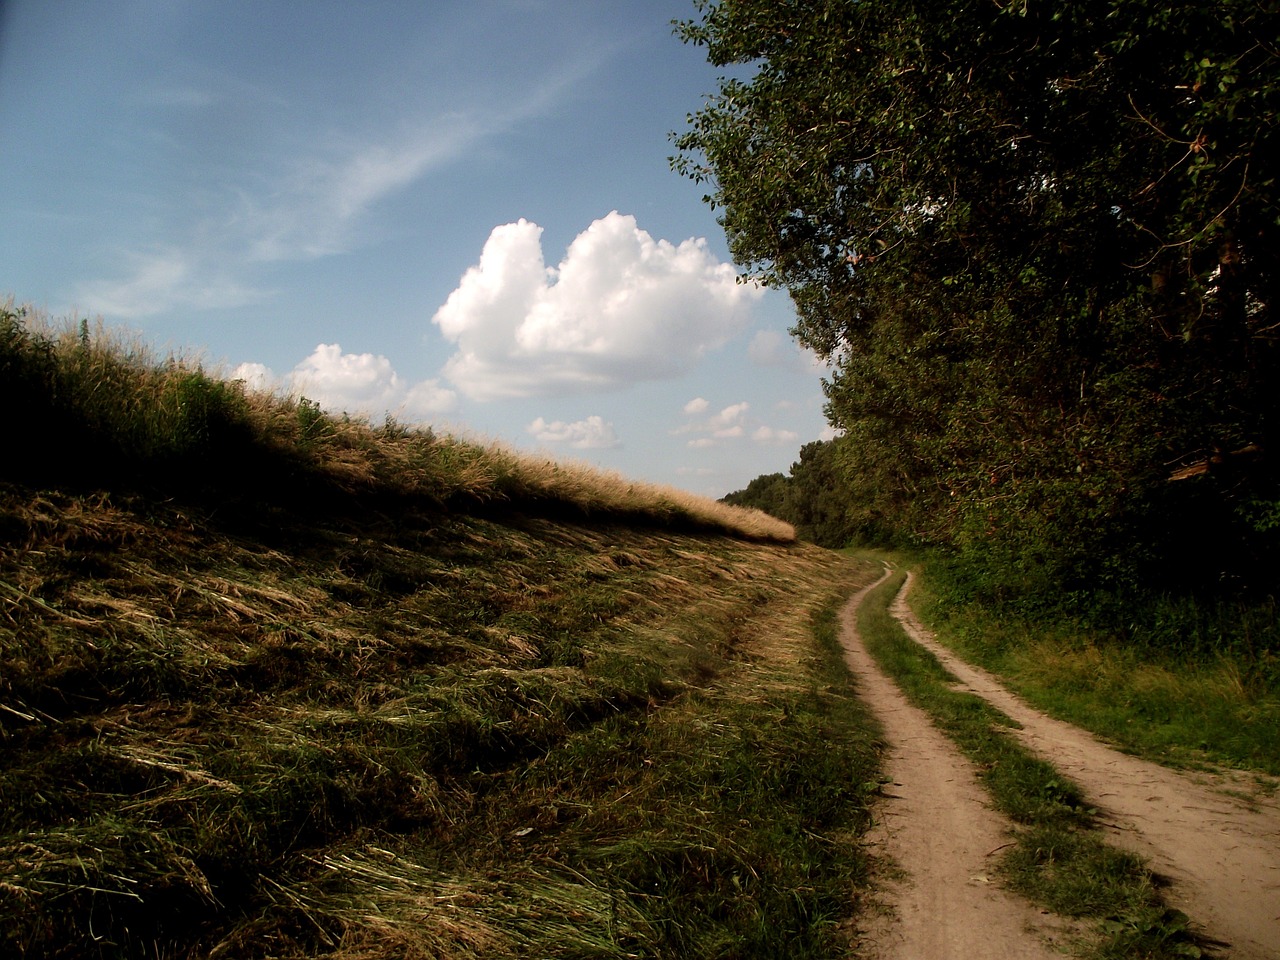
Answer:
xmin=674 ymin=0 xmax=1280 ymax=601
xmin=722 ymin=438 xmax=873 ymax=547
xmin=721 ymin=470 xmax=788 ymax=518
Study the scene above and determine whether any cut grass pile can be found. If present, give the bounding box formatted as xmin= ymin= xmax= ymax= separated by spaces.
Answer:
xmin=0 ymin=303 xmax=883 ymax=958
xmin=855 ymin=567 xmax=1206 ymax=960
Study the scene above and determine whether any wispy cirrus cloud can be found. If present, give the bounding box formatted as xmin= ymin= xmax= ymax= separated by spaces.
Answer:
xmin=243 ymin=116 xmax=488 ymax=263
xmin=78 ymin=53 xmax=601 ymax=320
xmin=77 ymin=247 xmax=266 ymax=319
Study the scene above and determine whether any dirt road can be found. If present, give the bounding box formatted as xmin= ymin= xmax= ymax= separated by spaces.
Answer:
xmin=839 ymin=569 xmax=1280 ymax=959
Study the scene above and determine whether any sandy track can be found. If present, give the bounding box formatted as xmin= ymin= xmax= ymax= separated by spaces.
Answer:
xmin=838 ymin=572 xmax=1074 ymax=959
xmin=889 ymin=572 xmax=1280 ymax=960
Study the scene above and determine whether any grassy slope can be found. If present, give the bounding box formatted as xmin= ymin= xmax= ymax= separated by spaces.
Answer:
xmin=0 ymin=307 xmax=882 ymax=959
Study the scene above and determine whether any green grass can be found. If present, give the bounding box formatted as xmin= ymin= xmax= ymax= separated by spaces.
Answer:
xmin=909 ymin=562 xmax=1280 ymax=778
xmin=854 ymin=567 xmax=1206 ymax=959
xmin=0 ymin=303 xmax=883 ymax=958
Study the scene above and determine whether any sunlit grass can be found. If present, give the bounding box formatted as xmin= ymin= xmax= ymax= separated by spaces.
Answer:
xmin=907 ymin=565 xmax=1280 ymax=777
xmin=0 ymin=300 xmax=793 ymax=542
xmin=0 ymin=300 xmax=877 ymax=958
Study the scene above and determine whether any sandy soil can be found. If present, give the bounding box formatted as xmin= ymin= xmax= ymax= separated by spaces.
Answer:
xmin=839 ymin=571 xmax=1077 ymax=959
xmin=887 ymin=572 xmax=1280 ymax=960
xmin=838 ymin=568 xmax=1280 ymax=958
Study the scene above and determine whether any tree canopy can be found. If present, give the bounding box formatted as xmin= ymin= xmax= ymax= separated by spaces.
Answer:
xmin=676 ymin=0 xmax=1279 ymax=600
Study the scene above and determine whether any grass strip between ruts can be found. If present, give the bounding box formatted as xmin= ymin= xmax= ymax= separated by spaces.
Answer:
xmin=855 ymin=566 xmax=1206 ymax=960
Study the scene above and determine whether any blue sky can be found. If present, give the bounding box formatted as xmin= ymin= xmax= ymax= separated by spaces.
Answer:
xmin=0 ymin=0 xmax=833 ymax=496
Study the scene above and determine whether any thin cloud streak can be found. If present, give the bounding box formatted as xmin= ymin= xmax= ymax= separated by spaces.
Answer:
xmin=78 ymin=53 xmax=603 ymax=320
xmin=243 ymin=116 xmax=488 ymax=263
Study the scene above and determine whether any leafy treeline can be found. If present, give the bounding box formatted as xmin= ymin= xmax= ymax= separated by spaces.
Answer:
xmin=722 ymin=439 xmax=864 ymax=548
xmin=677 ymin=0 xmax=1279 ymax=603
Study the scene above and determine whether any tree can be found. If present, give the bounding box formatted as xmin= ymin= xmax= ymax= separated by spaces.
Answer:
xmin=675 ymin=0 xmax=1279 ymax=599
xmin=722 ymin=471 xmax=789 ymax=517
xmin=722 ymin=440 xmax=863 ymax=547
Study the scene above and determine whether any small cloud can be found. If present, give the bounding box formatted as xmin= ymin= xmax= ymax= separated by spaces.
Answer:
xmin=752 ymin=425 xmax=800 ymax=445
xmin=711 ymin=402 xmax=749 ymax=428
xmin=403 ymin=379 xmax=458 ymax=418
xmin=227 ymin=344 xmax=456 ymax=423
xmin=290 ymin=343 xmax=405 ymax=415
xmin=432 ymin=212 xmax=762 ymax=400
xmin=527 ymin=415 xmax=620 ymax=449
xmin=684 ymin=396 xmax=709 ymax=415
xmin=229 ymin=361 xmax=276 ymax=392
xmin=676 ymin=400 xmax=750 ymax=444
xmin=677 ymin=399 xmax=799 ymax=449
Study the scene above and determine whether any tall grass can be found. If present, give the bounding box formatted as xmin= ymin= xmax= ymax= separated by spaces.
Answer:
xmin=0 ymin=301 xmax=793 ymax=542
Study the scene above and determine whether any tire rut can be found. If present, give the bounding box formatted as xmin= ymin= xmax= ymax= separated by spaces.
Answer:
xmin=890 ymin=571 xmax=1280 ymax=960
xmin=839 ymin=571 xmax=1075 ymax=959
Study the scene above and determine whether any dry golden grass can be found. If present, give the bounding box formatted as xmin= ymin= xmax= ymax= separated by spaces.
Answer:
xmin=0 ymin=464 xmax=875 ymax=959
xmin=3 ymin=301 xmax=877 ymax=959
xmin=4 ymin=301 xmax=793 ymax=543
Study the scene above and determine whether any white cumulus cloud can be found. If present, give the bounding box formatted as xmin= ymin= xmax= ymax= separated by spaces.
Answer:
xmin=675 ymin=400 xmax=800 ymax=449
xmin=229 ymin=343 xmax=456 ymax=422
xmin=676 ymin=401 xmax=751 ymax=447
xmin=710 ymin=402 xmax=750 ymax=432
xmin=527 ymin=415 xmax=620 ymax=449
xmin=290 ymin=343 xmax=407 ymax=414
xmin=432 ymin=212 xmax=762 ymax=400
xmin=752 ymin=425 xmax=800 ymax=445
xmin=229 ymin=361 xmax=275 ymax=393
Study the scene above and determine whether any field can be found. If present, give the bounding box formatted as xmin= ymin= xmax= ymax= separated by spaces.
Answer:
xmin=0 ymin=305 xmax=882 ymax=959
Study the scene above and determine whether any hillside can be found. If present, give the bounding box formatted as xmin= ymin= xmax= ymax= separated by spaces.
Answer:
xmin=0 ymin=308 xmax=881 ymax=959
